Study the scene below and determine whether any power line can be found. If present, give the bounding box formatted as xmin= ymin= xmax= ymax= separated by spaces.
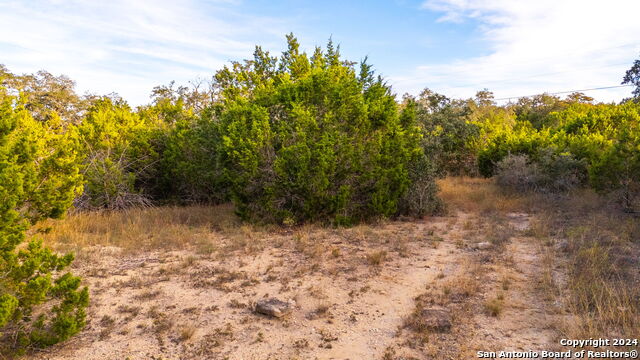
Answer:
xmin=446 ymin=61 xmax=633 ymax=90
xmin=494 ymin=84 xmax=634 ymax=101
xmin=414 ymin=42 xmax=640 ymax=81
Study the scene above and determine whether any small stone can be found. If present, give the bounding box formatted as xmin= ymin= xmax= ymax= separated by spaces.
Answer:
xmin=255 ymin=298 xmax=292 ymax=318
xmin=473 ymin=242 xmax=492 ymax=250
xmin=419 ymin=308 xmax=452 ymax=332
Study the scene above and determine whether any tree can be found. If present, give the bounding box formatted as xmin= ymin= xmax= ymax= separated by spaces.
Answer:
xmin=216 ymin=35 xmax=428 ymax=224
xmin=0 ymin=85 xmax=87 ymax=355
xmin=407 ymin=89 xmax=479 ymax=176
xmin=155 ymin=105 xmax=229 ymax=204
xmin=589 ymin=104 xmax=640 ymax=211
xmin=150 ymin=79 xmax=217 ymax=115
xmin=76 ymin=98 xmax=164 ymax=210
xmin=0 ymin=65 xmax=88 ymax=123
xmin=622 ymin=54 xmax=640 ymax=100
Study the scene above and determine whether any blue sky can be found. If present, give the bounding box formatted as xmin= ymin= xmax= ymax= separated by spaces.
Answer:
xmin=1 ymin=0 xmax=639 ymax=105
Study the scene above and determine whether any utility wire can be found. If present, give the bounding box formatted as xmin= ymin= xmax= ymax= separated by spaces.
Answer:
xmin=494 ymin=84 xmax=634 ymax=101
xmin=445 ymin=62 xmax=633 ymax=90
xmin=415 ymin=42 xmax=640 ymax=81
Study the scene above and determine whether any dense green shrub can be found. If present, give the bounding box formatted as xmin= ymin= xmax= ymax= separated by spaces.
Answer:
xmin=405 ymin=89 xmax=479 ymax=176
xmin=477 ymin=123 xmax=551 ymax=177
xmin=215 ymin=35 xmax=428 ymax=224
xmin=76 ymin=98 xmax=164 ymax=209
xmin=481 ymin=100 xmax=639 ymax=206
xmin=0 ymin=88 xmax=88 ymax=355
xmin=590 ymin=121 xmax=640 ymax=211
xmin=157 ymin=105 xmax=229 ymax=204
xmin=399 ymin=154 xmax=444 ymax=216
xmin=537 ymin=150 xmax=588 ymax=192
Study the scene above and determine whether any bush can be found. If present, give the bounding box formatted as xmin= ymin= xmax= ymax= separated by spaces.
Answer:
xmin=589 ymin=123 xmax=640 ymax=212
xmin=77 ymin=151 xmax=152 ymax=210
xmin=477 ymin=123 xmax=551 ymax=177
xmin=495 ymin=154 xmax=541 ymax=192
xmin=0 ymin=88 xmax=88 ymax=355
xmin=538 ymin=150 xmax=587 ymax=193
xmin=495 ymin=151 xmax=586 ymax=193
xmin=405 ymin=89 xmax=479 ymax=176
xmin=76 ymin=98 xmax=163 ymax=210
xmin=400 ymin=154 xmax=444 ymax=217
xmin=216 ymin=35 xmax=431 ymax=225
xmin=157 ymin=107 xmax=229 ymax=204
xmin=484 ymin=101 xmax=639 ymax=206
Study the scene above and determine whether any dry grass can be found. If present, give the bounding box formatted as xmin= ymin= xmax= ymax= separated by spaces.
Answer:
xmin=178 ymin=323 xmax=197 ymax=342
xmin=438 ymin=177 xmax=530 ymax=214
xmin=445 ymin=176 xmax=640 ymax=341
xmin=440 ymin=260 xmax=482 ymax=303
xmin=32 ymin=204 xmax=242 ymax=252
xmin=501 ymin=184 xmax=640 ymax=342
xmin=559 ymin=215 xmax=640 ymax=340
xmin=366 ymin=250 xmax=387 ymax=266
xmin=484 ymin=295 xmax=504 ymax=317
xmin=98 ymin=315 xmax=116 ymax=339
xmin=27 ymin=176 xmax=639 ymax=359
xmin=442 ymin=177 xmax=639 ymax=343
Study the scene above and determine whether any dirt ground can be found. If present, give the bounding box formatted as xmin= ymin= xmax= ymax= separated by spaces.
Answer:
xmin=30 ymin=201 xmax=567 ymax=360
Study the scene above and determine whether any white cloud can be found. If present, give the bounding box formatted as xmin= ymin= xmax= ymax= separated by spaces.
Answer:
xmin=0 ymin=0 xmax=290 ymax=104
xmin=393 ymin=0 xmax=640 ymax=102
xmin=2 ymin=0 xmax=638 ymax=104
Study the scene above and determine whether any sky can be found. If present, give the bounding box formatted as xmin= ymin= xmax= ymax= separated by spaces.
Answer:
xmin=1 ymin=0 xmax=639 ymax=105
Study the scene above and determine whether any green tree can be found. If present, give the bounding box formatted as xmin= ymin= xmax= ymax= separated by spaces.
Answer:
xmin=622 ymin=54 xmax=640 ymax=100
xmin=0 ymin=65 xmax=88 ymax=123
xmin=589 ymin=108 xmax=640 ymax=211
xmin=149 ymin=101 xmax=229 ymax=204
xmin=407 ymin=88 xmax=479 ymax=176
xmin=0 ymin=85 xmax=87 ymax=355
xmin=76 ymin=98 xmax=163 ymax=209
xmin=216 ymin=35 xmax=427 ymax=224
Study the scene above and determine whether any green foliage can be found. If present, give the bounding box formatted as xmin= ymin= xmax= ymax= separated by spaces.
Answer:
xmin=0 ymin=86 xmax=87 ymax=355
xmin=590 ymin=120 xmax=640 ymax=211
xmin=406 ymin=89 xmax=479 ymax=176
xmin=622 ymin=54 xmax=640 ymax=100
xmin=477 ymin=122 xmax=551 ymax=177
xmin=2 ymin=33 xmax=638 ymax=356
xmin=155 ymin=104 xmax=229 ymax=203
xmin=216 ymin=35 xmax=427 ymax=224
xmin=0 ymin=65 xmax=88 ymax=123
xmin=400 ymin=153 xmax=444 ymax=216
xmin=76 ymin=97 xmax=164 ymax=209
xmin=478 ymin=98 xmax=640 ymax=207
xmin=512 ymin=93 xmax=592 ymax=129
xmin=495 ymin=151 xmax=586 ymax=193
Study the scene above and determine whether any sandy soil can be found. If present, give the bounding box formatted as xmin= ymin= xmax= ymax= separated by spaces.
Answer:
xmin=32 ymin=210 xmax=563 ymax=360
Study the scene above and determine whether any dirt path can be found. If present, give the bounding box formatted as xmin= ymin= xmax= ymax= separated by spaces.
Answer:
xmin=384 ymin=212 xmax=563 ymax=359
xmin=469 ymin=216 xmax=559 ymax=353
xmin=33 ymin=211 xmax=563 ymax=360
xmin=304 ymin=231 xmax=462 ymax=360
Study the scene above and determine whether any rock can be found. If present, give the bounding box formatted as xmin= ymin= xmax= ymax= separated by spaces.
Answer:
xmin=419 ymin=308 xmax=452 ymax=332
xmin=473 ymin=242 xmax=492 ymax=250
xmin=255 ymin=298 xmax=292 ymax=318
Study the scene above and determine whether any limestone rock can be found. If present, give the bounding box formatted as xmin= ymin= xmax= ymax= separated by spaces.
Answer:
xmin=255 ymin=298 xmax=292 ymax=318
xmin=473 ymin=242 xmax=492 ymax=250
